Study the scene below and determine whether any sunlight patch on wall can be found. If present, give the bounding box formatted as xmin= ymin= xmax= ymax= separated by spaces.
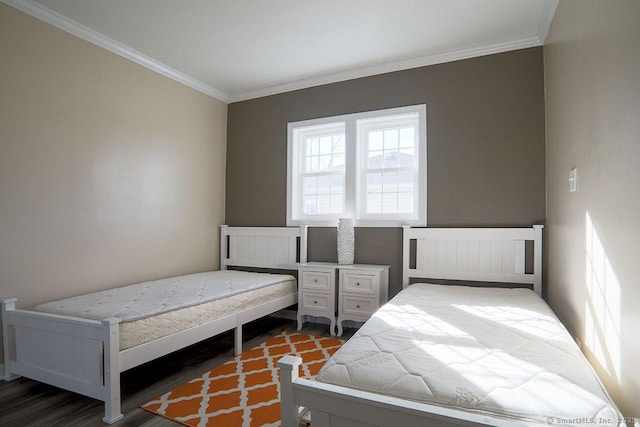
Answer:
xmin=585 ymin=212 xmax=621 ymax=382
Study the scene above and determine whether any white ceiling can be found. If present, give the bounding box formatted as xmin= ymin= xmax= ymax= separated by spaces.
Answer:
xmin=5 ymin=0 xmax=558 ymax=103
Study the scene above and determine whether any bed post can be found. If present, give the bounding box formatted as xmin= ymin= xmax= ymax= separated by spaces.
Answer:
xmin=299 ymin=225 xmax=308 ymax=263
xmin=278 ymin=355 xmax=302 ymax=427
xmin=1 ymin=298 xmax=20 ymax=381
xmin=532 ymin=225 xmax=544 ymax=297
xmin=234 ymin=323 xmax=243 ymax=356
xmin=402 ymin=225 xmax=411 ymax=289
xmin=220 ymin=224 xmax=229 ymax=270
xmin=102 ymin=318 xmax=123 ymax=424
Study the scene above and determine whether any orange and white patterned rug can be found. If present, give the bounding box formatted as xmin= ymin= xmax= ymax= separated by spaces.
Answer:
xmin=142 ymin=331 xmax=344 ymax=426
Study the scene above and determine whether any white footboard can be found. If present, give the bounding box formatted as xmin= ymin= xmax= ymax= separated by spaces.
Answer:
xmin=1 ymin=298 xmax=123 ymax=424
xmin=278 ymin=356 xmax=519 ymax=427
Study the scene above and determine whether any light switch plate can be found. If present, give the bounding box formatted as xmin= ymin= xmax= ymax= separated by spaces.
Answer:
xmin=569 ymin=167 xmax=577 ymax=192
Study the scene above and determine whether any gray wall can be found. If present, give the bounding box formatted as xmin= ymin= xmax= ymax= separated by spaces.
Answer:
xmin=544 ymin=0 xmax=640 ymax=416
xmin=227 ymin=47 xmax=546 ymax=297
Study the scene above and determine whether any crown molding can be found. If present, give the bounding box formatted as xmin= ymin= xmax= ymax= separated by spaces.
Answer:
xmin=536 ymin=0 xmax=559 ymax=43
xmin=2 ymin=0 xmax=229 ymax=102
xmin=4 ymin=0 xmax=558 ymax=105
xmin=229 ymin=35 xmax=542 ymax=103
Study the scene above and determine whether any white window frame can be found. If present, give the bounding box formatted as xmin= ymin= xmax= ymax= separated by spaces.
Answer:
xmin=287 ymin=104 xmax=426 ymax=227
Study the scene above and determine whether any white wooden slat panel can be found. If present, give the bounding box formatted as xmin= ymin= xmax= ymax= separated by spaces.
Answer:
xmin=402 ymin=226 xmax=543 ymax=292
xmin=256 ymin=236 xmax=268 ymax=263
xmin=226 ymin=232 xmax=303 ymax=267
xmin=270 ymin=236 xmax=280 ymax=263
xmin=435 ymin=239 xmax=447 ymax=272
xmin=445 ymin=240 xmax=457 ymax=272
xmin=289 ymin=237 xmax=297 ymax=263
xmin=478 ymin=240 xmax=491 ymax=273
xmin=271 ymin=236 xmax=284 ymax=264
xmin=251 ymin=236 xmax=262 ymax=262
xmin=502 ymin=240 xmax=515 ymax=274
xmin=490 ymin=240 xmax=503 ymax=273
xmin=281 ymin=236 xmax=292 ymax=263
xmin=228 ymin=236 xmax=238 ymax=261
xmin=514 ymin=240 xmax=526 ymax=274
xmin=264 ymin=236 xmax=274 ymax=263
xmin=273 ymin=236 xmax=284 ymax=264
xmin=418 ymin=238 xmax=431 ymax=272
xmin=269 ymin=236 xmax=279 ymax=263
xmin=243 ymin=236 xmax=253 ymax=261
xmin=253 ymin=236 xmax=263 ymax=261
xmin=238 ymin=236 xmax=250 ymax=262
xmin=14 ymin=323 xmax=24 ymax=367
xmin=222 ymin=225 xmax=306 ymax=267
xmin=468 ymin=240 xmax=479 ymax=272
xmin=456 ymin=240 xmax=469 ymax=272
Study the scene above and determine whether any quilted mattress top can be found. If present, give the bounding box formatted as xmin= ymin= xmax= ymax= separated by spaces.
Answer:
xmin=34 ymin=270 xmax=295 ymax=323
xmin=317 ymin=283 xmax=621 ymax=425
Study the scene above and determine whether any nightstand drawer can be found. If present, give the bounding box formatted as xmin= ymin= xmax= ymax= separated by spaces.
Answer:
xmin=342 ymin=273 xmax=376 ymax=294
xmin=300 ymin=271 xmax=332 ymax=292
xmin=301 ymin=292 xmax=331 ymax=311
xmin=341 ymin=295 xmax=375 ymax=316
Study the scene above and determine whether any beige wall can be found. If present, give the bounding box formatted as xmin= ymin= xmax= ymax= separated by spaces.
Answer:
xmin=0 ymin=1 xmax=227 ymax=359
xmin=545 ymin=0 xmax=640 ymax=417
xmin=227 ymin=48 xmax=546 ymax=297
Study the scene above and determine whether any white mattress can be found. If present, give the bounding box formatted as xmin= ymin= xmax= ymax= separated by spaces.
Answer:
xmin=34 ymin=270 xmax=296 ymax=349
xmin=317 ymin=283 xmax=621 ymax=425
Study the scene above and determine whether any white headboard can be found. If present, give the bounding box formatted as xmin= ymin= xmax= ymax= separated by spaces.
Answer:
xmin=402 ymin=225 xmax=543 ymax=296
xmin=220 ymin=225 xmax=308 ymax=270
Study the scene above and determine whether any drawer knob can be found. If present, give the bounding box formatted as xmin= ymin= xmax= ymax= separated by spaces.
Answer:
xmin=356 ymin=282 xmax=360 ymax=286
xmin=356 ymin=304 xmax=361 ymax=309
xmin=313 ymin=279 xmax=318 ymax=283
xmin=314 ymin=300 xmax=318 ymax=304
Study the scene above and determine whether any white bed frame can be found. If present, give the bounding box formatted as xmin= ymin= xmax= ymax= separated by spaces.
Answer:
xmin=1 ymin=225 xmax=307 ymax=424
xmin=279 ymin=225 xmax=543 ymax=427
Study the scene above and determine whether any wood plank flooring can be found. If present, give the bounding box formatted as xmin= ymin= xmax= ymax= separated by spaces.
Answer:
xmin=0 ymin=317 xmax=353 ymax=427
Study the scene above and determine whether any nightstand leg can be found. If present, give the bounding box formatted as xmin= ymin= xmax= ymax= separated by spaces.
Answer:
xmin=297 ymin=312 xmax=303 ymax=331
xmin=337 ymin=320 xmax=343 ymax=337
xmin=330 ymin=318 xmax=337 ymax=336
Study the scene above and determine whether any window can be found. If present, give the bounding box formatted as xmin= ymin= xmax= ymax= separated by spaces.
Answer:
xmin=287 ymin=105 xmax=426 ymax=226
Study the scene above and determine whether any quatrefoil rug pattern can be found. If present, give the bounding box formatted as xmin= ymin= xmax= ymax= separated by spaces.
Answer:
xmin=142 ymin=331 xmax=344 ymax=426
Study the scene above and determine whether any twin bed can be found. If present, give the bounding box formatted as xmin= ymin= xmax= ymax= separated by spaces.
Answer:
xmin=1 ymin=225 xmax=307 ymax=424
xmin=279 ymin=225 xmax=625 ymax=427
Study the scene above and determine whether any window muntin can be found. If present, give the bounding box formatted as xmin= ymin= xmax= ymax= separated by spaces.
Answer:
xmin=287 ymin=105 xmax=426 ymax=227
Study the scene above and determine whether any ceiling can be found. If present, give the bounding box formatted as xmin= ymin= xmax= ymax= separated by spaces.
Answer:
xmin=5 ymin=0 xmax=558 ymax=103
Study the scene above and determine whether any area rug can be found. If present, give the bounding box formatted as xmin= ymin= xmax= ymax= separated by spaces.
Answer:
xmin=142 ymin=331 xmax=344 ymax=426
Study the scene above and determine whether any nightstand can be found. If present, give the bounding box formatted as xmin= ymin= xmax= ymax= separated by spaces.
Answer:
xmin=296 ymin=262 xmax=389 ymax=336
xmin=296 ymin=263 xmax=338 ymax=336
xmin=337 ymin=265 xmax=389 ymax=336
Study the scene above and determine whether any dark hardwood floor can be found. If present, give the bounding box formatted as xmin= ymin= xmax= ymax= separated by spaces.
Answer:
xmin=0 ymin=317 xmax=353 ymax=427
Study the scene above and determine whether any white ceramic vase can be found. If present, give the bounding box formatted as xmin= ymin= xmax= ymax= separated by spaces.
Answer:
xmin=337 ymin=218 xmax=355 ymax=265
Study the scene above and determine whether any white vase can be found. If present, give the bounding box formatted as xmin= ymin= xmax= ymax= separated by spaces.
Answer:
xmin=337 ymin=218 xmax=355 ymax=265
